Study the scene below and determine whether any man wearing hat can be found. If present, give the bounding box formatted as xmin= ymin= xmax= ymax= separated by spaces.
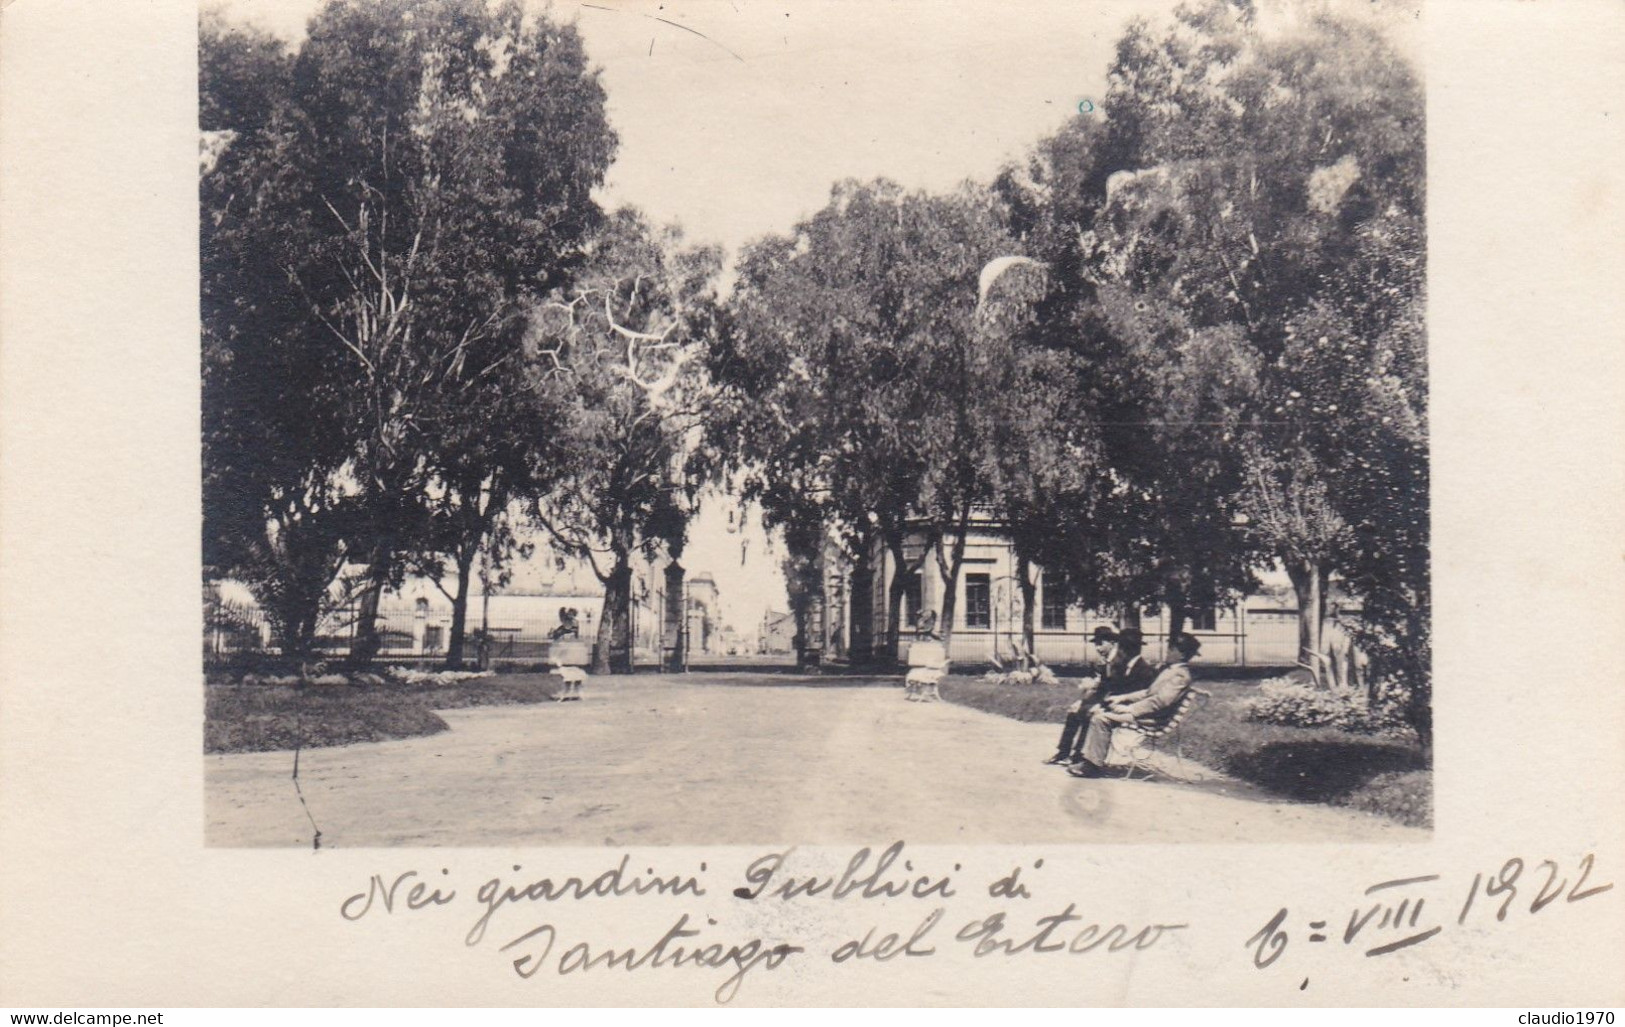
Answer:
xmin=1043 ymin=625 xmax=1159 ymax=766
xmin=1068 ymin=631 xmax=1202 ymax=778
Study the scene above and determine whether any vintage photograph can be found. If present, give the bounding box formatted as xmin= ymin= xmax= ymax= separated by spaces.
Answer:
xmin=200 ymin=0 xmax=1430 ymax=847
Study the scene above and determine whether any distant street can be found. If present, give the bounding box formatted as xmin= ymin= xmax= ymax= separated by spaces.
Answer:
xmin=205 ymin=673 xmax=1424 ymax=847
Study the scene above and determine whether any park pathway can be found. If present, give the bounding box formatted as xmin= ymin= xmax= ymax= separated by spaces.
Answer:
xmin=205 ymin=672 xmax=1425 ymax=847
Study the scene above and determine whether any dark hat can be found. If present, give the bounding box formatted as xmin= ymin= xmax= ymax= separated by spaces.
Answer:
xmin=1116 ymin=627 xmax=1146 ymax=649
xmin=1168 ymin=632 xmax=1203 ymax=657
xmin=1090 ymin=626 xmax=1118 ymax=644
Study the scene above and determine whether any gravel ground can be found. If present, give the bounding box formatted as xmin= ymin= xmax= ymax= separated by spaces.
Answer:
xmin=205 ymin=671 xmax=1427 ymax=847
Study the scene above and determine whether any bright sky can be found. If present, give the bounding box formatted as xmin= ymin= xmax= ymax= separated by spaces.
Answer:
xmin=214 ymin=0 xmax=1165 ymax=632
xmin=579 ymin=1 xmax=1144 ymax=632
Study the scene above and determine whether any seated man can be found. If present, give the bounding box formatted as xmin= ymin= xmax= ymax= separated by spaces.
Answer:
xmin=1044 ymin=627 xmax=1157 ymax=766
xmin=1067 ymin=632 xmax=1201 ymax=778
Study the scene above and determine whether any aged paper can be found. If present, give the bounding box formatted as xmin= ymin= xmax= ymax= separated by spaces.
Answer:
xmin=2 ymin=0 xmax=1622 ymax=1008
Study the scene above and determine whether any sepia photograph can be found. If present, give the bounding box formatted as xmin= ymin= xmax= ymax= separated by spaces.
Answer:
xmin=199 ymin=0 xmax=1430 ymax=848
xmin=6 ymin=0 xmax=1624 ymax=1011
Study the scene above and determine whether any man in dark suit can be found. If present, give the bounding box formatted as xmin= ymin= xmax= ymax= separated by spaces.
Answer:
xmin=1044 ymin=627 xmax=1158 ymax=766
xmin=1068 ymin=632 xmax=1201 ymax=778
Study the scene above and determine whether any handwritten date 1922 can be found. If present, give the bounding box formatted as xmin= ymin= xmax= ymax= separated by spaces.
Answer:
xmin=1247 ymin=852 xmax=1613 ymax=971
xmin=1458 ymin=852 xmax=1614 ymax=925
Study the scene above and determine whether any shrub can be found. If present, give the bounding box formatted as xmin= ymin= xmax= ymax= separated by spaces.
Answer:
xmin=981 ymin=665 xmax=1060 ymax=687
xmin=241 ymin=672 xmax=302 ymax=686
xmin=381 ymin=665 xmax=495 ymax=687
xmin=1242 ymin=677 xmax=1409 ymax=734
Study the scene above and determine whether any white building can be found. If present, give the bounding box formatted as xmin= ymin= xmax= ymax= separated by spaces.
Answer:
xmin=206 ymin=534 xmax=681 ymax=668
xmin=801 ymin=521 xmax=1300 ymax=668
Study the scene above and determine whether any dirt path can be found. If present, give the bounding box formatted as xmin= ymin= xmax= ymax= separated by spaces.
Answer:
xmin=205 ymin=672 xmax=1425 ymax=847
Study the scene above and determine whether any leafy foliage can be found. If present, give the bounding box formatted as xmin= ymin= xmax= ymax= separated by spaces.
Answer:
xmin=1004 ymin=0 xmax=1427 ymax=734
xmin=1241 ymin=676 xmax=1411 ymax=734
xmin=714 ymin=180 xmax=1024 ymax=654
xmin=528 ymin=212 xmax=723 ymax=672
xmin=201 ymin=0 xmax=616 ymax=659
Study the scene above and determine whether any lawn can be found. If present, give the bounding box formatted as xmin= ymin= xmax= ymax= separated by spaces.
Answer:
xmin=939 ymin=673 xmax=1432 ymax=828
xmin=205 ymin=672 xmax=561 ymax=754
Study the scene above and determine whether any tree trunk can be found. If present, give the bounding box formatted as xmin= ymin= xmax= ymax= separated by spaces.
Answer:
xmin=1167 ymin=601 xmax=1187 ymax=644
xmin=934 ymin=506 xmax=971 ymax=657
xmin=598 ymin=553 xmax=634 ymax=675
xmin=348 ymin=542 xmax=394 ymax=667
xmin=271 ymin=594 xmax=321 ymax=666
xmin=849 ymin=547 xmax=875 ymax=665
xmin=786 ymin=579 xmax=815 ymax=665
xmin=1285 ymin=558 xmax=1329 ymax=683
xmin=446 ymin=479 xmax=504 ymax=671
xmin=789 ymin=598 xmax=806 ymax=654
xmin=253 ymin=502 xmax=347 ymax=669
xmin=1285 ymin=559 xmax=1308 ymax=652
xmin=1119 ymin=604 xmax=1142 ymax=631
xmin=662 ymin=561 xmax=686 ymax=671
xmin=884 ymin=534 xmax=909 ymax=663
xmin=1017 ymin=555 xmax=1037 ymax=663
xmin=591 ymin=589 xmax=616 ymax=675
xmin=1307 ymin=563 xmax=1325 ymax=659
xmin=591 ymin=552 xmax=627 ymax=672
xmin=277 ymin=560 xmax=328 ymax=667
xmin=350 ymin=583 xmax=383 ymax=665
xmin=289 ymin=606 xmax=321 ymax=671
xmin=444 ymin=546 xmax=475 ymax=669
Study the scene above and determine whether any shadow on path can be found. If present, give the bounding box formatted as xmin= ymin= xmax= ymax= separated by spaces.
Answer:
xmin=1223 ymin=740 xmax=1428 ymax=803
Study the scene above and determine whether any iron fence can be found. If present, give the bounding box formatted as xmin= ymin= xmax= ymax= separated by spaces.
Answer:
xmin=203 ymin=601 xmax=663 ymax=667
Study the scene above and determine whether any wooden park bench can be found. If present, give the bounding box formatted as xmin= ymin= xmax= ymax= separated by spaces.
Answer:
xmin=902 ymin=641 xmax=948 ymax=702
xmin=549 ymin=640 xmax=592 ymax=702
xmin=1111 ymin=687 xmax=1211 ymax=780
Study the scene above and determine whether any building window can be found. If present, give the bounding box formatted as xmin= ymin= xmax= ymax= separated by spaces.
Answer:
xmin=1041 ymin=573 xmax=1068 ymax=630
xmin=964 ymin=574 xmax=992 ymax=629
xmin=902 ymin=571 xmax=923 ymax=628
xmin=1188 ymin=606 xmax=1217 ymax=632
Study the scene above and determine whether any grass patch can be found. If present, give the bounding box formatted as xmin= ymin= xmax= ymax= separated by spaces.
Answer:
xmin=939 ymin=673 xmax=1432 ymax=828
xmin=939 ymin=676 xmax=1080 ymax=724
xmin=206 ymin=672 xmax=560 ymax=754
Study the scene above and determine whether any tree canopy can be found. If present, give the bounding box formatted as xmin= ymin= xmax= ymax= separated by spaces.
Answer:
xmin=202 ymin=0 xmax=1427 ymax=738
xmin=201 ymin=0 xmax=617 ymax=660
xmin=528 ymin=211 xmax=724 ymax=673
xmin=1007 ymin=0 xmax=1427 ymax=727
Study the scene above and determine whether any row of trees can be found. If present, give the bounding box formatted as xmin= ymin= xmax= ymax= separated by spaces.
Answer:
xmin=204 ymin=0 xmax=1427 ymax=740
xmin=708 ymin=1 xmax=1428 ymax=736
xmin=202 ymin=0 xmax=717 ymax=673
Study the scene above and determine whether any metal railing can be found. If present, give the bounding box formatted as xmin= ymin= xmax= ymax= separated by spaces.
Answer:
xmin=203 ymin=601 xmax=666 ymax=667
